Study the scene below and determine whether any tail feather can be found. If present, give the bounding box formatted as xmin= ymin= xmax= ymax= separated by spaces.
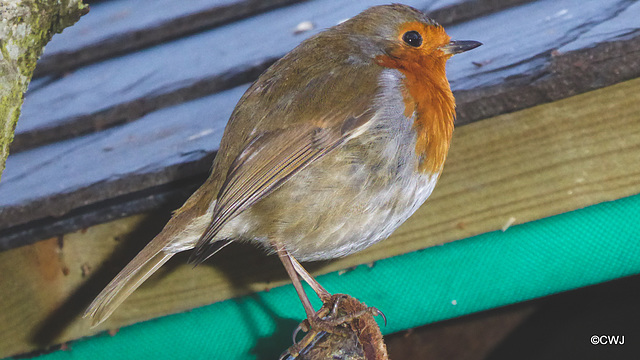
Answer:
xmin=84 ymin=250 xmax=174 ymax=327
xmin=84 ymin=195 xmax=220 ymax=327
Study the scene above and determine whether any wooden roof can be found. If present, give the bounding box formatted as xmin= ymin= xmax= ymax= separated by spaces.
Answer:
xmin=2 ymin=0 xmax=638 ymax=249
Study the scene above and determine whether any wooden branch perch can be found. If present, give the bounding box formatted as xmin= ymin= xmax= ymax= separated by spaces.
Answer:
xmin=0 ymin=0 xmax=88 ymax=180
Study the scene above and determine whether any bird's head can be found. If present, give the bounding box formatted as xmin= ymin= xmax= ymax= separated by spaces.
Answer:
xmin=337 ymin=4 xmax=481 ymax=73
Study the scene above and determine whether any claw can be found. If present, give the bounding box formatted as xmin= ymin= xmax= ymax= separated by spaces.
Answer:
xmin=291 ymin=319 xmax=309 ymax=344
xmin=292 ymin=325 xmax=302 ymax=345
xmin=370 ymin=306 xmax=387 ymax=326
xmin=330 ymin=294 xmax=349 ymax=316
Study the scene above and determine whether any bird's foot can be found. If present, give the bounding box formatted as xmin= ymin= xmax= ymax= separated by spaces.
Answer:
xmin=295 ymin=294 xmax=385 ymax=340
xmin=284 ymin=294 xmax=388 ymax=359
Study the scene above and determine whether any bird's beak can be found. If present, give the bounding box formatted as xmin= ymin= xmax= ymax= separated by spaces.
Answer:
xmin=440 ymin=40 xmax=482 ymax=55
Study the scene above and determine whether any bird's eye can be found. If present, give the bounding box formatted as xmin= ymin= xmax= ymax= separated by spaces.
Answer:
xmin=402 ymin=31 xmax=422 ymax=47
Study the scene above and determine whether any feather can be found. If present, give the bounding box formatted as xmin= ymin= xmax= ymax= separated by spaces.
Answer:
xmin=189 ymin=111 xmax=374 ymax=265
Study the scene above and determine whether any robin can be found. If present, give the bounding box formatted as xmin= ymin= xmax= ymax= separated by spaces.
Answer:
xmin=85 ymin=4 xmax=481 ymax=328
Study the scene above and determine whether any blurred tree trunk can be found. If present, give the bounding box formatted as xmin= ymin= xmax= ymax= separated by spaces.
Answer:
xmin=0 ymin=0 xmax=88 ymax=181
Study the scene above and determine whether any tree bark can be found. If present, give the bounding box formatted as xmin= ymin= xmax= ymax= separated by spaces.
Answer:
xmin=0 ymin=0 xmax=88 ymax=181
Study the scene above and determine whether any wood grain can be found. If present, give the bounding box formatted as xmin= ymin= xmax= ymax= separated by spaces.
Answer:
xmin=1 ymin=78 xmax=639 ymax=359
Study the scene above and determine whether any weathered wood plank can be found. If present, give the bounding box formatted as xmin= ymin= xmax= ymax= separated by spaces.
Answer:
xmin=454 ymin=0 xmax=640 ymax=125
xmin=34 ymin=0 xmax=308 ymax=77
xmin=14 ymin=0 xmax=439 ymax=151
xmin=1 ymin=78 xmax=639 ymax=358
xmin=13 ymin=0 xmax=602 ymax=152
xmin=0 ymin=86 xmax=246 ymax=241
xmin=2 ymin=0 xmax=639 ymax=245
xmin=35 ymin=0 xmax=531 ymax=77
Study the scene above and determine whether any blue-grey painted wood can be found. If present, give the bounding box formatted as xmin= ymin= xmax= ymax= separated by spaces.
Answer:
xmin=557 ymin=0 xmax=640 ymax=53
xmin=16 ymin=0 xmax=525 ymax=152
xmin=46 ymin=0 xmax=243 ymax=55
xmin=1 ymin=0 xmax=639 ymax=249
xmin=40 ymin=0 xmax=515 ymax=78
xmin=3 ymin=86 xmax=247 ymax=228
xmin=35 ymin=0 xmax=308 ymax=76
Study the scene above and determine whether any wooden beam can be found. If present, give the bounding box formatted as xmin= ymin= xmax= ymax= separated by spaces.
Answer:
xmin=2 ymin=78 xmax=640 ymax=358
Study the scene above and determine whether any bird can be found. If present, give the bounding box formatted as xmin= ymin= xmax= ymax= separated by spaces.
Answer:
xmin=84 ymin=3 xmax=481 ymax=328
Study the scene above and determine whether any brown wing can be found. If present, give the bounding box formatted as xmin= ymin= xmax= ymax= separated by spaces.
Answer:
xmin=188 ymin=109 xmax=373 ymax=264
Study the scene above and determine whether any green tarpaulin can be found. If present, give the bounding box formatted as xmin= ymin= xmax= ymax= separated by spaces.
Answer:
xmin=27 ymin=193 xmax=640 ymax=359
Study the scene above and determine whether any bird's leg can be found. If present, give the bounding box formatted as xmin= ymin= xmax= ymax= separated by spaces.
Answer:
xmin=276 ymin=246 xmax=317 ymax=320
xmin=275 ymin=246 xmax=337 ymax=334
xmin=276 ymin=246 xmax=384 ymax=340
xmin=289 ymin=254 xmax=331 ymax=303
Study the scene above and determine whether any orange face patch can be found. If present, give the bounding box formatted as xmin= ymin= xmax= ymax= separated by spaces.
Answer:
xmin=375 ymin=22 xmax=456 ymax=175
xmin=397 ymin=21 xmax=452 ymax=54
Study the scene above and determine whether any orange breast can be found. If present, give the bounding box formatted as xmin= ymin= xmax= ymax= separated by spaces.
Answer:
xmin=376 ymin=24 xmax=456 ymax=174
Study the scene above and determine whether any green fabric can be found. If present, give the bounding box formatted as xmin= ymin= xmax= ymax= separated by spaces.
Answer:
xmin=27 ymin=193 xmax=640 ymax=359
